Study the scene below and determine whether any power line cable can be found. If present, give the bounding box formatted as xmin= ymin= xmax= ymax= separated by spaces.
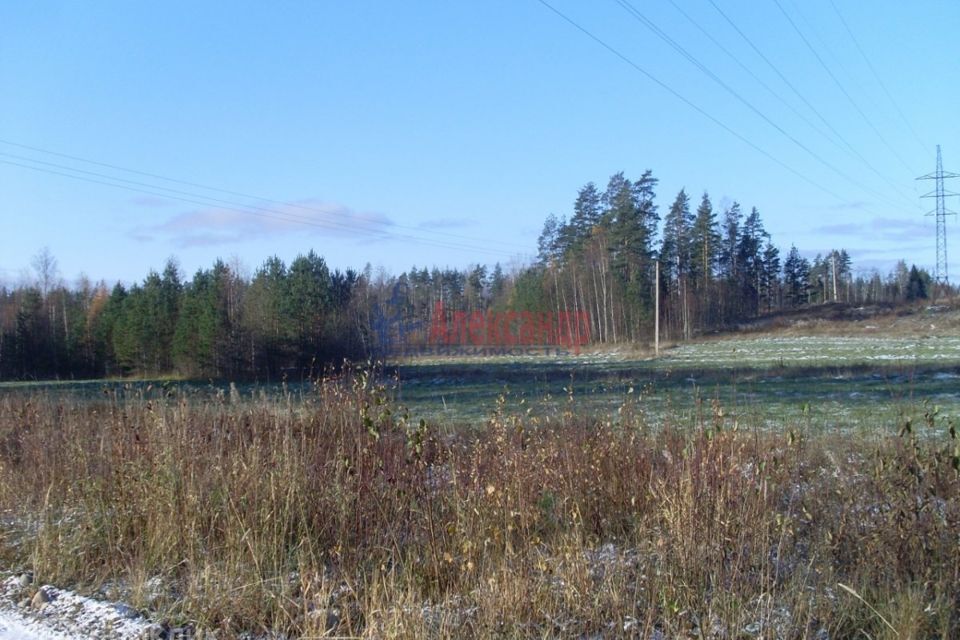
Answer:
xmin=785 ymin=0 xmax=864 ymax=90
xmin=0 ymin=149 xmax=522 ymax=255
xmin=612 ymin=0 xmax=917 ymax=209
xmin=826 ymin=0 xmax=928 ymax=153
xmin=664 ymin=0 xmax=835 ymax=141
xmin=770 ymin=0 xmax=917 ymax=176
xmin=531 ymin=0 xmax=893 ymax=212
xmin=0 ymin=138 xmax=531 ymax=252
xmin=786 ymin=0 xmax=924 ymax=184
xmin=706 ymin=0 xmax=921 ymax=208
xmin=0 ymin=158 xmax=523 ymax=259
xmin=703 ymin=2 xmax=873 ymax=168
xmin=663 ymin=0 xmax=917 ymax=210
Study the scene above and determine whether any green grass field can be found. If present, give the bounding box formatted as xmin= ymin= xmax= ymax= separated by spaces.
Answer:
xmin=392 ymin=334 xmax=960 ymax=435
xmin=4 ymin=333 xmax=958 ymax=435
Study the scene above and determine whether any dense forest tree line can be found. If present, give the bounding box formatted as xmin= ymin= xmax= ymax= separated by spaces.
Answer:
xmin=0 ymin=170 xmax=945 ymax=380
xmin=527 ymin=171 xmax=940 ymax=343
xmin=0 ymin=249 xmax=366 ymax=380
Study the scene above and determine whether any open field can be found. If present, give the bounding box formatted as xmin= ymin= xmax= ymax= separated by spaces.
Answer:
xmin=393 ymin=331 xmax=960 ymax=435
xmin=0 ymin=320 xmax=959 ymax=638
xmin=6 ymin=329 xmax=960 ymax=433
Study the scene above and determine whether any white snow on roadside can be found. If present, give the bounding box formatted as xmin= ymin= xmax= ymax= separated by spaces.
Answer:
xmin=0 ymin=576 xmax=154 ymax=640
xmin=0 ymin=614 xmax=72 ymax=640
xmin=0 ymin=611 xmax=79 ymax=640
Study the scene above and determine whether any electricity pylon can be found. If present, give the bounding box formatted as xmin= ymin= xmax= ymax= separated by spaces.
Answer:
xmin=917 ymin=145 xmax=959 ymax=285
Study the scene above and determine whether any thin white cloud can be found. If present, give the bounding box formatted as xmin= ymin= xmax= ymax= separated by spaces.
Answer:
xmin=814 ymin=216 xmax=933 ymax=242
xmin=132 ymin=198 xmax=395 ymax=248
xmin=129 ymin=232 xmax=156 ymax=243
xmin=842 ymin=244 xmax=930 ymax=258
xmin=824 ymin=200 xmax=871 ymax=211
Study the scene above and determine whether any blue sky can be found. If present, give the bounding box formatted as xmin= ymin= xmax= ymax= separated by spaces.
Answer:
xmin=1 ymin=1 xmax=958 ymax=285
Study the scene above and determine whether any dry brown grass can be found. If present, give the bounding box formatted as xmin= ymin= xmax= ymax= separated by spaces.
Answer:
xmin=0 ymin=373 xmax=957 ymax=638
xmin=731 ymin=298 xmax=960 ymax=339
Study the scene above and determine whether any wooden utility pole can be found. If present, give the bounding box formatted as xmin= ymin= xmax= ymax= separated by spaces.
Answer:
xmin=654 ymin=260 xmax=660 ymax=357
xmin=831 ymin=253 xmax=838 ymax=301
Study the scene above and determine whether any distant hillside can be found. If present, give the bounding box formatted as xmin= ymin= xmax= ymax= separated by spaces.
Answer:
xmin=725 ymin=299 xmax=960 ymax=337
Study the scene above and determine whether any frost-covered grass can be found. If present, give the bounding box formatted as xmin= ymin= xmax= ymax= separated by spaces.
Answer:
xmin=392 ymin=332 xmax=960 ymax=371
xmin=663 ymin=335 xmax=960 ymax=368
xmin=5 ymin=334 xmax=958 ymax=431
xmin=390 ymin=334 xmax=960 ymax=429
xmin=0 ymin=376 xmax=957 ymax=638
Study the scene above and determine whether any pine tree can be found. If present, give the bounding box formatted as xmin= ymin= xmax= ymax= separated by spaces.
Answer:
xmin=173 ymin=268 xmax=226 ymax=377
xmin=606 ymin=171 xmax=659 ymax=340
xmin=489 ymin=263 xmax=506 ymax=304
xmin=92 ymin=283 xmax=126 ymax=376
xmin=243 ymin=256 xmax=289 ymax=376
xmin=568 ymin=182 xmax=602 ymax=248
xmin=690 ymin=192 xmax=719 ymax=290
xmin=537 ymin=214 xmax=563 ymax=265
xmin=660 ymin=189 xmax=694 ymax=338
xmin=719 ymin=202 xmax=742 ymax=283
xmin=717 ymin=202 xmax=742 ymax=322
xmin=287 ymin=251 xmax=332 ymax=368
xmin=906 ymin=265 xmax=929 ymax=301
xmin=157 ymin=259 xmax=182 ymax=371
xmin=467 ymin=265 xmax=488 ymax=310
xmin=783 ymin=246 xmax=810 ymax=308
xmin=760 ymin=240 xmax=781 ymax=312
xmin=659 ymin=189 xmax=693 ymax=283
xmin=737 ymin=207 xmax=768 ymax=316
xmin=13 ymin=289 xmax=47 ymax=377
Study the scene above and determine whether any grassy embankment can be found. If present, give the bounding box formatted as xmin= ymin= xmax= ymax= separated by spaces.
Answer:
xmin=0 ymin=367 xmax=957 ymax=638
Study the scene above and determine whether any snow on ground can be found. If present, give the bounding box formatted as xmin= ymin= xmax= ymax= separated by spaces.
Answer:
xmin=664 ymin=335 xmax=960 ymax=367
xmin=0 ymin=576 xmax=155 ymax=640
xmin=0 ymin=615 xmax=70 ymax=640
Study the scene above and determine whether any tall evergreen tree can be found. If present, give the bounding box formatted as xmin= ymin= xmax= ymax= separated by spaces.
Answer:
xmin=718 ymin=202 xmax=742 ymax=282
xmin=659 ymin=189 xmax=693 ymax=282
xmin=906 ymin=265 xmax=929 ymax=301
xmin=606 ymin=171 xmax=659 ymax=339
xmin=690 ymin=192 xmax=719 ymax=290
xmin=783 ymin=246 xmax=810 ymax=308
xmin=736 ymin=207 xmax=768 ymax=316
xmin=760 ymin=240 xmax=781 ymax=312
xmin=243 ymin=256 xmax=289 ymax=376
xmin=157 ymin=259 xmax=183 ymax=370
xmin=660 ymin=189 xmax=694 ymax=338
xmin=286 ymin=251 xmax=332 ymax=367
xmin=568 ymin=182 xmax=602 ymax=247
xmin=489 ymin=263 xmax=506 ymax=304
xmin=173 ymin=268 xmax=227 ymax=376
xmin=537 ymin=214 xmax=563 ymax=265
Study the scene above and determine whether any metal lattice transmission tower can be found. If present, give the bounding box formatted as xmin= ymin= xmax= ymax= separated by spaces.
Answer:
xmin=917 ymin=145 xmax=959 ymax=284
